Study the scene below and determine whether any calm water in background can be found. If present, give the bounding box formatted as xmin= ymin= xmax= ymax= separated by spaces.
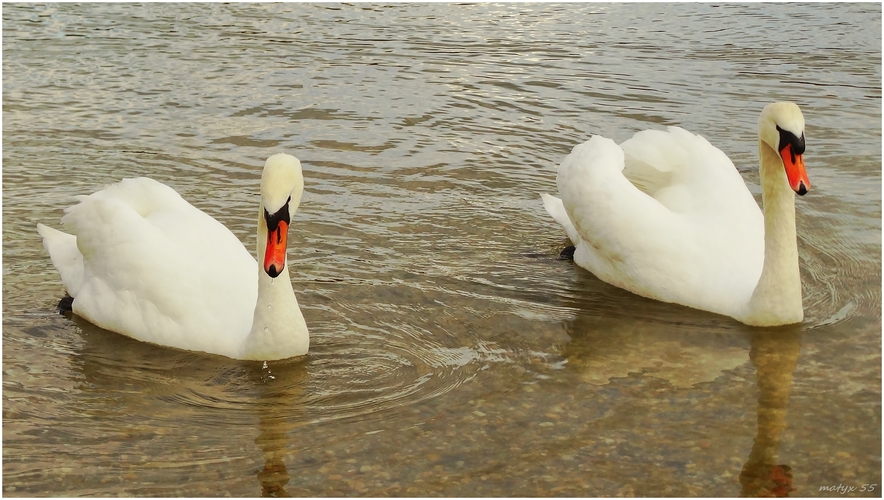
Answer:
xmin=2 ymin=3 xmax=881 ymax=496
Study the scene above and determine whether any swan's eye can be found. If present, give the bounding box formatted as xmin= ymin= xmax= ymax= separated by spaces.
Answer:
xmin=264 ymin=202 xmax=291 ymax=232
xmin=776 ymin=125 xmax=805 ymax=157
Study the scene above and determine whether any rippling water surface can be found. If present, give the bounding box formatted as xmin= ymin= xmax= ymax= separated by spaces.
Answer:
xmin=3 ymin=3 xmax=881 ymax=497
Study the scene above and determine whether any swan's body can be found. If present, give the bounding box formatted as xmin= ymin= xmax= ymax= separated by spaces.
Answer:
xmin=37 ymin=153 xmax=309 ymax=360
xmin=542 ymin=102 xmax=810 ymax=326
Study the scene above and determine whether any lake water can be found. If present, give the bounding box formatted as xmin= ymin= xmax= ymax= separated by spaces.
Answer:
xmin=2 ymin=3 xmax=881 ymax=497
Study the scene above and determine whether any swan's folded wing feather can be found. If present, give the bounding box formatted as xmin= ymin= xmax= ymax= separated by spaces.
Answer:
xmin=557 ymin=136 xmax=702 ymax=297
xmin=621 ymin=126 xmax=764 ymax=276
xmin=37 ymin=223 xmax=85 ymax=297
xmin=59 ymin=178 xmax=256 ymax=354
xmin=621 ymin=126 xmax=758 ymax=218
xmin=557 ymin=131 xmax=765 ymax=316
xmin=540 ymin=193 xmax=579 ymax=244
xmin=63 ymin=193 xmax=203 ymax=347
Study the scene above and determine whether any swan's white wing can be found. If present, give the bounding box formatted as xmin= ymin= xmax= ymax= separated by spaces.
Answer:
xmin=556 ymin=130 xmax=764 ymax=317
xmin=55 ymin=178 xmax=257 ymax=356
xmin=621 ymin=127 xmax=764 ymax=279
xmin=558 ymin=136 xmax=698 ymax=299
xmin=621 ymin=127 xmax=757 ymax=218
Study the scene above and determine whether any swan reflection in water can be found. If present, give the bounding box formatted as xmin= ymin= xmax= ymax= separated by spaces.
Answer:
xmin=558 ymin=277 xmax=801 ymax=497
xmin=739 ymin=328 xmax=801 ymax=497
xmin=61 ymin=268 xmax=802 ymax=497
xmin=249 ymin=361 xmax=307 ymax=498
xmin=557 ymin=272 xmax=751 ymax=388
xmin=66 ymin=313 xmax=306 ymax=497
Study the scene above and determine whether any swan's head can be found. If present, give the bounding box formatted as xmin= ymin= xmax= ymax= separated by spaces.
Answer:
xmin=260 ymin=153 xmax=304 ymax=278
xmin=758 ymin=102 xmax=810 ymax=196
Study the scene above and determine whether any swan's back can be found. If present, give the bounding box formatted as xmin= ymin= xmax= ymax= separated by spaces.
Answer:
xmin=41 ymin=177 xmax=257 ymax=355
xmin=555 ymin=127 xmax=764 ymax=317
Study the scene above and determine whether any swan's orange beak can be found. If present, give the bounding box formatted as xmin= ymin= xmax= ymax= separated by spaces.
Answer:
xmin=781 ymin=143 xmax=810 ymax=196
xmin=264 ymin=220 xmax=288 ymax=278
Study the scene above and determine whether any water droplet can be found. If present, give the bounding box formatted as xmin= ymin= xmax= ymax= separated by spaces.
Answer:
xmin=262 ymin=361 xmax=268 ymax=369
xmin=263 ymin=327 xmax=269 ymax=333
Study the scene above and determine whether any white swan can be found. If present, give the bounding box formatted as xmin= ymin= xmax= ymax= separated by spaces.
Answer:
xmin=37 ymin=153 xmax=309 ymax=360
xmin=541 ymin=102 xmax=811 ymax=326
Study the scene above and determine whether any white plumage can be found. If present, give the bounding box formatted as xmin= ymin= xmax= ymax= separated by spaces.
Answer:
xmin=543 ymin=102 xmax=810 ymax=326
xmin=37 ymin=153 xmax=309 ymax=359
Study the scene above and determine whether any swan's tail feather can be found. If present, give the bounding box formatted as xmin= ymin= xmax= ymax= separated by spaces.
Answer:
xmin=36 ymin=223 xmax=86 ymax=298
xmin=540 ymin=193 xmax=579 ymax=244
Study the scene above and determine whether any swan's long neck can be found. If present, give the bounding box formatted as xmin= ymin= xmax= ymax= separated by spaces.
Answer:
xmin=240 ymin=203 xmax=309 ymax=360
xmin=743 ymin=141 xmax=804 ymax=326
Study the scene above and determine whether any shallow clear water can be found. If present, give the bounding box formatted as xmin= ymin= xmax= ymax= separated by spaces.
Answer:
xmin=3 ymin=3 xmax=881 ymax=497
